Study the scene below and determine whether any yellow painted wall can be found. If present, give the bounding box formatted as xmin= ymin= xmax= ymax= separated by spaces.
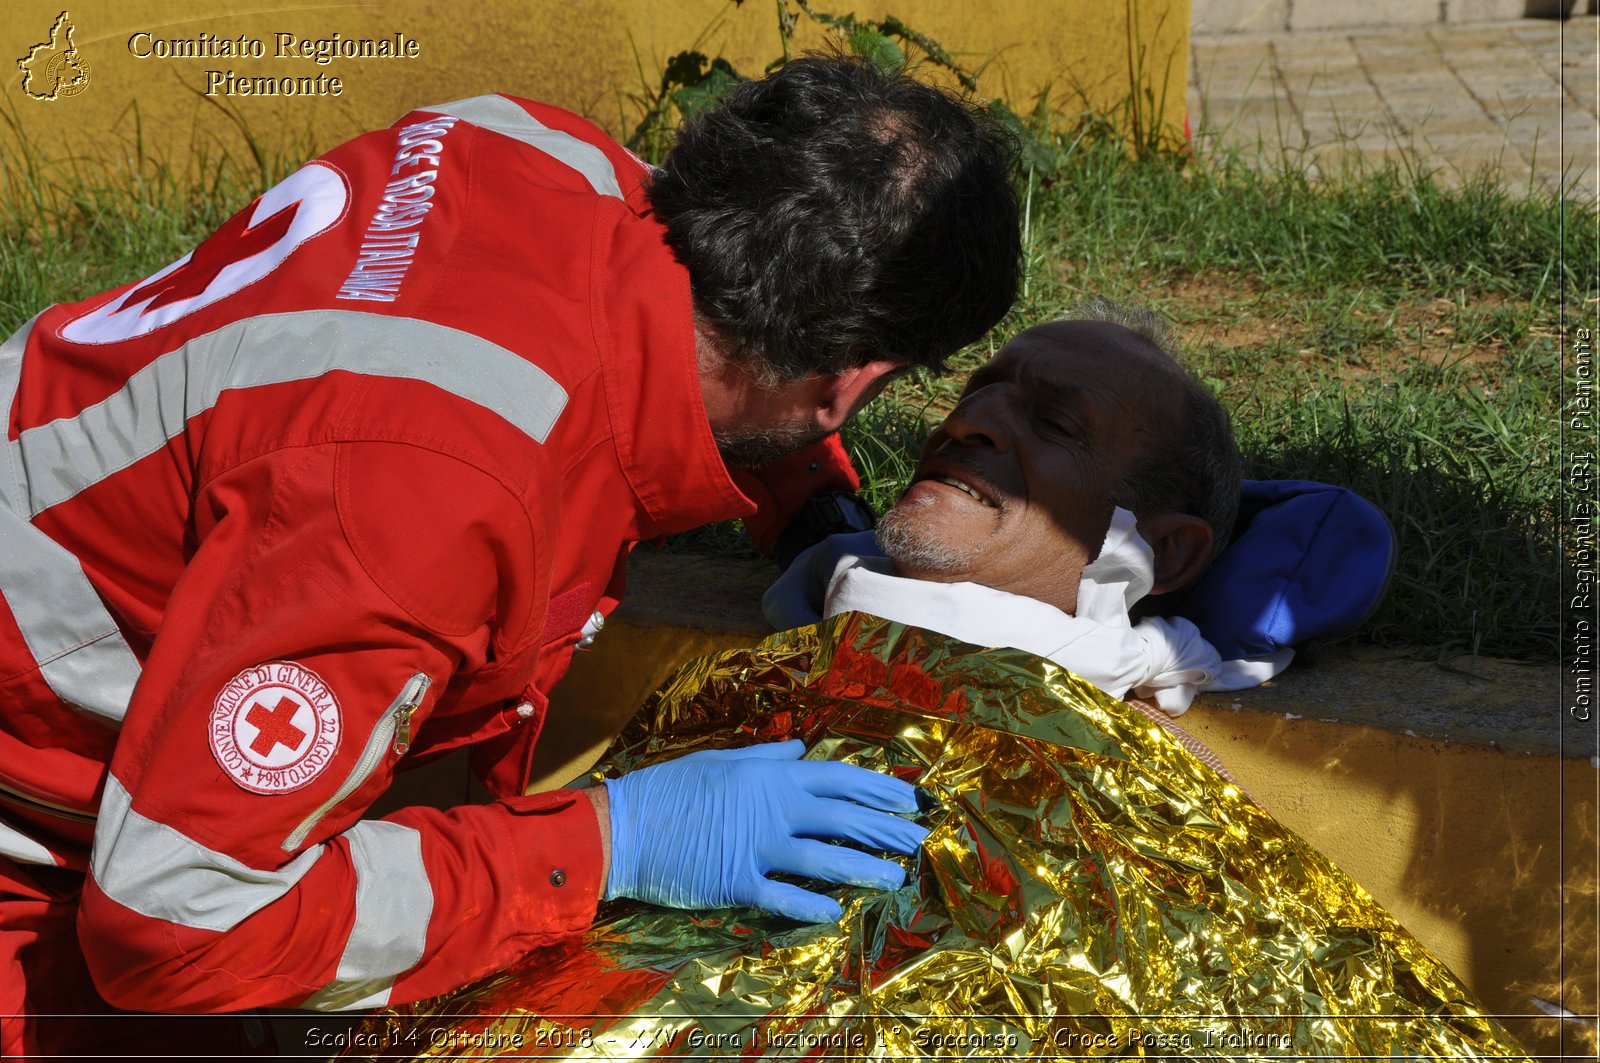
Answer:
xmin=2 ymin=1 xmax=1189 ymax=180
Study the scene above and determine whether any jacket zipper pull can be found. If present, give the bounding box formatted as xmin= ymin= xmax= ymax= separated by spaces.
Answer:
xmin=392 ymin=708 xmax=414 ymax=756
xmin=391 ymin=673 xmax=429 ymax=756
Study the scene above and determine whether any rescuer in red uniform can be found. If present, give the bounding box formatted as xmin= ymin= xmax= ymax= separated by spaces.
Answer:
xmin=0 ymin=56 xmax=1020 ymax=1056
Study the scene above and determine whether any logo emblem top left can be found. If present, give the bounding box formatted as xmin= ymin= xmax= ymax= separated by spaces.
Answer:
xmin=18 ymin=11 xmax=90 ymax=102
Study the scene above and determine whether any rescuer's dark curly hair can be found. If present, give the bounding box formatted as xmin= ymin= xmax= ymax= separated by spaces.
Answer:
xmin=646 ymin=54 xmax=1022 ymax=385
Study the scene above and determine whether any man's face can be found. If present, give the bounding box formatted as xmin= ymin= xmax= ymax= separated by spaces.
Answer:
xmin=876 ymin=321 xmax=1177 ymax=615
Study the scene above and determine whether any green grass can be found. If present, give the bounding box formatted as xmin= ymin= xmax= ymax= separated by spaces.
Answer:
xmin=0 ymin=102 xmax=304 ymax=328
xmin=0 ymin=107 xmax=1583 ymax=662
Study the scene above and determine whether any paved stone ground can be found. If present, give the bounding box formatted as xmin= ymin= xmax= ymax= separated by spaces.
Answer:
xmin=1189 ymin=15 xmax=1599 ymax=198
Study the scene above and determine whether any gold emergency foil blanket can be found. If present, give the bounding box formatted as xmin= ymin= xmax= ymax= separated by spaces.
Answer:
xmin=345 ymin=613 xmax=1529 ymax=1061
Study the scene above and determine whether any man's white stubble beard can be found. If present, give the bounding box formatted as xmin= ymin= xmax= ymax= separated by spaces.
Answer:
xmin=875 ymin=495 xmax=985 ymax=575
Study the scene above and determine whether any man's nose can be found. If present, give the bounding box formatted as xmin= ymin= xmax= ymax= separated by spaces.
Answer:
xmin=940 ymin=389 xmax=1013 ymax=451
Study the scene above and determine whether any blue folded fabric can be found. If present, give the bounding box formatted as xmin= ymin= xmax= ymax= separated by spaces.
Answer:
xmin=1173 ymin=480 xmax=1396 ymax=659
xmin=762 ymin=529 xmax=877 ymax=631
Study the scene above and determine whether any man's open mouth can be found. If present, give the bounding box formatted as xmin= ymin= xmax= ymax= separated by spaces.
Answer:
xmin=926 ymin=473 xmax=997 ymax=508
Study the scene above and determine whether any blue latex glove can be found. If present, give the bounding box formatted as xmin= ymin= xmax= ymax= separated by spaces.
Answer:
xmin=603 ymin=739 xmax=926 ymax=923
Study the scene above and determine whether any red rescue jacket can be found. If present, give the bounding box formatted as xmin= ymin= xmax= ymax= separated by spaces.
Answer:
xmin=0 ymin=95 xmax=752 ymax=1010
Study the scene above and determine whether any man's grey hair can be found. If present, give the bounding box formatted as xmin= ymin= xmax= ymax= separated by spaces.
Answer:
xmin=1068 ymin=297 xmax=1242 ymax=559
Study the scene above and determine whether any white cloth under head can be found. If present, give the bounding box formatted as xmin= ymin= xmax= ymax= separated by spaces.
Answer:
xmin=820 ymin=507 xmax=1289 ymax=714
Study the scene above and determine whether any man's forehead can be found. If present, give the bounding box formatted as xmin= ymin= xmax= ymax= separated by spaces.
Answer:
xmin=973 ymin=320 xmax=1172 ymax=392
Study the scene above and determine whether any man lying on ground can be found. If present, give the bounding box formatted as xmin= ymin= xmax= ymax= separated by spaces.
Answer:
xmin=764 ymin=297 xmax=1285 ymax=773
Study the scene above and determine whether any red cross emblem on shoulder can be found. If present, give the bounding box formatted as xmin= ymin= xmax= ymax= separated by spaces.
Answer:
xmin=210 ymin=662 xmax=343 ymax=794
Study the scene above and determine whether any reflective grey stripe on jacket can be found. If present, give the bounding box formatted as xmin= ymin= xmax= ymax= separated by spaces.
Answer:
xmin=0 ymin=309 xmax=569 ymax=723
xmin=93 ymin=775 xmax=433 ymax=1008
xmin=421 ymin=95 xmax=624 ymax=200
xmin=8 ymin=310 xmax=567 ymax=515
xmin=93 ymin=774 xmax=325 ymax=931
xmin=0 ymin=817 xmax=58 ymax=866
xmin=0 ymin=314 xmax=142 ymax=721
xmin=299 ymin=820 xmax=435 ymax=1010
xmin=0 ymin=501 xmax=141 ymax=723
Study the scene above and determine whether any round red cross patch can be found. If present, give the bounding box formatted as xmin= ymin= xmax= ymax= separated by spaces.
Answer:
xmin=209 ymin=661 xmax=342 ymax=795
